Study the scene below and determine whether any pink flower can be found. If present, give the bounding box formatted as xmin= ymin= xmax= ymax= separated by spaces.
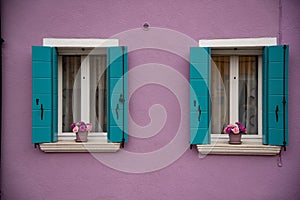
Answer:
xmin=79 ymin=125 xmax=86 ymax=132
xmin=232 ymin=127 xmax=240 ymax=134
xmin=86 ymin=123 xmax=92 ymax=131
xmin=70 ymin=123 xmax=76 ymax=129
xmin=239 ymin=126 xmax=246 ymax=133
xmin=70 ymin=121 xmax=93 ymax=133
xmin=73 ymin=126 xmax=79 ymax=133
xmin=224 ymin=122 xmax=246 ymax=134
xmin=224 ymin=127 xmax=232 ymax=133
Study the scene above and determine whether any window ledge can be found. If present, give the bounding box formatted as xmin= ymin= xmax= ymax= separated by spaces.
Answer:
xmin=197 ymin=141 xmax=281 ymax=156
xmin=39 ymin=136 xmax=120 ymax=153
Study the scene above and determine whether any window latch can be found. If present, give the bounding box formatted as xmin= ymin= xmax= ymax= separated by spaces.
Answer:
xmin=115 ymin=104 xmax=119 ymax=120
xmin=275 ymin=105 xmax=279 ymax=122
xmin=198 ymin=105 xmax=201 ymax=122
xmin=40 ymin=104 xmax=44 ymax=120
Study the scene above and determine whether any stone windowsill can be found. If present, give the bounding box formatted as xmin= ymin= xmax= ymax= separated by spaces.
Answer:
xmin=39 ymin=135 xmax=120 ymax=153
xmin=39 ymin=136 xmax=281 ymax=155
xmin=197 ymin=141 xmax=281 ymax=156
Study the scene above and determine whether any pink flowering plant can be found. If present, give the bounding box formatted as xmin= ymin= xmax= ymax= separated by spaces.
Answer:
xmin=223 ymin=122 xmax=247 ymax=134
xmin=70 ymin=121 xmax=92 ymax=133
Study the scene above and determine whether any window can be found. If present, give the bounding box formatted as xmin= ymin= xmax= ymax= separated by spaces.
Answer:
xmin=58 ymin=49 xmax=107 ymax=135
xmin=32 ymin=39 xmax=128 ymax=152
xmin=189 ymin=38 xmax=289 ymax=155
xmin=210 ymin=50 xmax=262 ymax=141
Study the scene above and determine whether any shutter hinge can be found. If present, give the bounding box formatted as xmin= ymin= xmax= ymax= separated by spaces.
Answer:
xmin=282 ymin=96 xmax=286 ymax=105
xmin=34 ymin=143 xmax=40 ymax=149
xmin=119 ymin=94 xmax=125 ymax=103
xmin=283 ymin=141 xmax=287 ymax=151
xmin=121 ymin=138 xmax=125 ymax=148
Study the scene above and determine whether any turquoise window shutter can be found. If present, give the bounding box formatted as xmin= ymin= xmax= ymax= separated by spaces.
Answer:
xmin=190 ymin=47 xmax=211 ymax=145
xmin=107 ymin=46 xmax=128 ymax=144
xmin=263 ymin=45 xmax=289 ymax=147
xmin=32 ymin=46 xmax=58 ymax=143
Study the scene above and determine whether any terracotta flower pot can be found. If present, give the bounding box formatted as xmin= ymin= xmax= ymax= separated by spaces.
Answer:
xmin=75 ymin=131 xmax=88 ymax=142
xmin=229 ymin=133 xmax=242 ymax=144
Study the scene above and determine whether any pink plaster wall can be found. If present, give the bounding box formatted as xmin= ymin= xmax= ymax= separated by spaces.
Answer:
xmin=2 ymin=0 xmax=300 ymax=199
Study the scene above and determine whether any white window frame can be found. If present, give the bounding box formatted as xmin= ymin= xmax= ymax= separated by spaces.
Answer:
xmin=57 ymin=49 xmax=108 ymax=138
xmin=39 ymin=38 xmax=120 ymax=152
xmin=199 ymin=37 xmax=277 ymax=47
xmin=210 ymin=52 xmax=263 ymax=142
xmin=197 ymin=37 xmax=281 ymax=155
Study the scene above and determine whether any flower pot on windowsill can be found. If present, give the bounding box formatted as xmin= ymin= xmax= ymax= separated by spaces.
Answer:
xmin=71 ymin=121 xmax=92 ymax=142
xmin=223 ymin=122 xmax=247 ymax=145
xmin=75 ymin=131 xmax=89 ymax=142
xmin=229 ymin=132 xmax=242 ymax=144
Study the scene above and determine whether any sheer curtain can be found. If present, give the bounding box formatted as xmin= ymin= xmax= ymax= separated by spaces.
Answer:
xmin=211 ymin=56 xmax=230 ymax=134
xmin=62 ymin=55 xmax=107 ymax=133
xmin=89 ymin=55 xmax=107 ymax=132
xmin=62 ymin=56 xmax=81 ymax=132
xmin=238 ymin=56 xmax=258 ymax=134
xmin=211 ymin=55 xmax=258 ymax=134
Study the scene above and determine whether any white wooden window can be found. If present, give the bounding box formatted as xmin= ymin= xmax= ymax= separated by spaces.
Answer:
xmin=199 ymin=38 xmax=277 ymax=144
xmin=58 ymin=49 xmax=107 ymax=137
xmin=39 ymin=38 xmax=120 ymax=152
xmin=197 ymin=37 xmax=281 ymax=155
xmin=210 ymin=50 xmax=262 ymax=142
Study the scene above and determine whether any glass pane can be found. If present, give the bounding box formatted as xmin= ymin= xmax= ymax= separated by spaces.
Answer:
xmin=89 ymin=55 xmax=107 ymax=132
xmin=238 ymin=56 xmax=258 ymax=135
xmin=211 ymin=56 xmax=230 ymax=134
xmin=62 ymin=56 xmax=81 ymax=132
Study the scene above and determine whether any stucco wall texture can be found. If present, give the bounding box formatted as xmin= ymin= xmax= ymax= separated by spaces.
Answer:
xmin=2 ymin=0 xmax=300 ymax=199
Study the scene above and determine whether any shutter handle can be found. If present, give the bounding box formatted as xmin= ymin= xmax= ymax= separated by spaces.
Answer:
xmin=36 ymin=98 xmax=39 ymax=105
xmin=115 ymin=104 xmax=119 ymax=120
xmin=40 ymin=104 xmax=44 ymax=120
xmin=198 ymin=105 xmax=201 ymax=122
xmin=275 ymin=105 xmax=279 ymax=122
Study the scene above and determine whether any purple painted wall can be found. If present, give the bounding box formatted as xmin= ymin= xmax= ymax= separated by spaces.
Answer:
xmin=2 ymin=0 xmax=300 ymax=199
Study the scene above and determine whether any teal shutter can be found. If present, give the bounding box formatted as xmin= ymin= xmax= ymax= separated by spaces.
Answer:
xmin=190 ymin=47 xmax=211 ymax=145
xmin=263 ymin=45 xmax=289 ymax=147
xmin=32 ymin=46 xmax=58 ymax=143
xmin=107 ymin=46 xmax=128 ymax=144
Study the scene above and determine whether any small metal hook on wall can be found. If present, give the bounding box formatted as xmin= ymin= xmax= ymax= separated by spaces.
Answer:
xmin=143 ymin=22 xmax=150 ymax=31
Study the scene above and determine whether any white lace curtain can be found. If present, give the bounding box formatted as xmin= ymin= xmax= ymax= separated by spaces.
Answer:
xmin=62 ymin=55 xmax=107 ymax=132
xmin=211 ymin=56 xmax=230 ymax=134
xmin=89 ymin=55 xmax=107 ymax=132
xmin=238 ymin=56 xmax=258 ymax=134
xmin=211 ymin=56 xmax=258 ymax=134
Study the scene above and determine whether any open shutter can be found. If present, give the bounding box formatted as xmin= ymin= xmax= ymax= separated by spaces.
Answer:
xmin=107 ymin=46 xmax=128 ymax=144
xmin=190 ymin=47 xmax=211 ymax=145
xmin=263 ymin=45 xmax=289 ymax=147
xmin=32 ymin=46 xmax=58 ymax=143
